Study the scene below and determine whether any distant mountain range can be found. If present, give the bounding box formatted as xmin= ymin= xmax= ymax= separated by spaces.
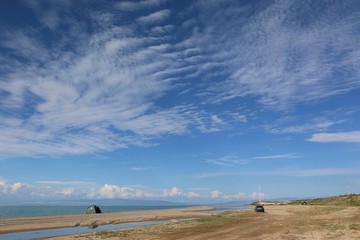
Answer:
xmin=2 ymin=198 xmax=193 ymax=206
xmin=83 ymin=198 xmax=191 ymax=206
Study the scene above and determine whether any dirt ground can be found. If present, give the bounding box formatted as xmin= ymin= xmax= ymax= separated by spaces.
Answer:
xmin=46 ymin=205 xmax=360 ymax=240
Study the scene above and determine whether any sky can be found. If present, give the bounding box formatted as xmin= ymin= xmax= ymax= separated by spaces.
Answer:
xmin=0 ymin=0 xmax=360 ymax=204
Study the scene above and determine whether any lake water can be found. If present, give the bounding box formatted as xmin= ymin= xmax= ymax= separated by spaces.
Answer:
xmin=0 ymin=205 xmax=187 ymax=218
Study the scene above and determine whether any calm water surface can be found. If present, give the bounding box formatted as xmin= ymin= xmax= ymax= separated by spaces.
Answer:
xmin=0 ymin=205 xmax=187 ymax=218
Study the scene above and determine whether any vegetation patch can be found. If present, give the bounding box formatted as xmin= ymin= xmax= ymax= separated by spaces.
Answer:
xmin=288 ymin=194 xmax=360 ymax=206
xmin=349 ymin=224 xmax=360 ymax=231
xmin=85 ymin=210 xmax=256 ymax=239
xmin=192 ymin=210 xmax=255 ymax=224
xmin=94 ymin=231 xmax=130 ymax=239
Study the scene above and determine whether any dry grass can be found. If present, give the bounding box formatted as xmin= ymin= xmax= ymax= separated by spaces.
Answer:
xmin=289 ymin=194 xmax=360 ymax=206
xmin=79 ymin=210 xmax=256 ymax=239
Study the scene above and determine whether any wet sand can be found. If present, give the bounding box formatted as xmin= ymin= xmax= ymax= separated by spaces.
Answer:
xmin=0 ymin=206 xmax=213 ymax=234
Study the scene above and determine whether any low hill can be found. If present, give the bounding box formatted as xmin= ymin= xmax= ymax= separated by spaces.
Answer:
xmin=289 ymin=194 xmax=360 ymax=206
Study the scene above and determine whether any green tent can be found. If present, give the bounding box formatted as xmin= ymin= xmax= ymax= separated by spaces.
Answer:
xmin=85 ymin=205 xmax=102 ymax=214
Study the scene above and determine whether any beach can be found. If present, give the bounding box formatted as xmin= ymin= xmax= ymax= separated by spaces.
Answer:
xmin=0 ymin=206 xmax=213 ymax=235
xmin=1 ymin=204 xmax=360 ymax=239
xmin=45 ymin=204 xmax=360 ymax=240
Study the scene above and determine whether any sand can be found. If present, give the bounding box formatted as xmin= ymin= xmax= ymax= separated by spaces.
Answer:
xmin=48 ymin=205 xmax=360 ymax=240
xmin=0 ymin=206 xmax=213 ymax=234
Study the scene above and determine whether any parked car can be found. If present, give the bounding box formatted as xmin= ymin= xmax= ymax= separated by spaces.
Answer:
xmin=254 ymin=205 xmax=265 ymax=213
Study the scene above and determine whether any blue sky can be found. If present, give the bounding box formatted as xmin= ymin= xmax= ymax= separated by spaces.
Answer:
xmin=1 ymin=0 xmax=360 ymax=204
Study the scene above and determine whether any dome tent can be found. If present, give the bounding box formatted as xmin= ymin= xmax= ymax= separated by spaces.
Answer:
xmin=85 ymin=205 xmax=102 ymax=214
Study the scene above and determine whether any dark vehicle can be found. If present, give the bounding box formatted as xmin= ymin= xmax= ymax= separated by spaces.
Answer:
xmin=254 ymin=205 xmax=265 ymax=213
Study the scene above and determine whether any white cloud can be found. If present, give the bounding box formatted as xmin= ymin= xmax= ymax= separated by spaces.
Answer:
xmin=211 ymin=115 xmax=224 ymax=125
xmin=222 ymin=192 xmax=264 ymax=200
xmin=186 ymin=191 xmax=201 ymax=198
xmin=0 ymin=5 xmax=214 ymax=157
xmin=223 ymin=192 xmax=246 ymax=199
xmin=115 ymin=0 xmax=167 ymax=11
xmin=131 ymin=167 xmax=149 ymax=171
xmin=10 ymin=182 xmax=24 ymax=193
xmin=0 ymin=177 xmax=272 ymax=201
xmin=206 ymin=190 xmax=269 ymax=201
xmin=308 ymin=131 xmax=360 ymax=143
xmin=58 ymin=188 xmax=75 ymax=196
xmin=1 ymin=30 xmax=49 ymax=61
xmin=97 ymin=184 xmax=155 ymax=199
xmin=0 ymin=179 xmax=26 ymax=194
xmin=269 ymin=168 xmax=360 ymax=177
xmin=206 ymin=155 xmax=248 ymax=166
xmin=185 ymin=0 xmax=360 ymax=109
xmin=151 ymin=25 xmax=174 ymax=35
xmin=187 ymin=187 xmax=210 ymax=191
xmin=210 ymin=190 xmax=221 ymax=198
xmin=137 ymin=9 xmax=171 ymax=25
xmin=163 ymin=187 xmax=182 ymax=197
xmin=0 ymin=179 xmax=8 ymax=193
xmin=253 ymin=153 xmax=300 ymax=160
xmin=265 ymin=117 xmax=346 ymax=134
xmin=1 ymin=0 xmax=359 ymax=159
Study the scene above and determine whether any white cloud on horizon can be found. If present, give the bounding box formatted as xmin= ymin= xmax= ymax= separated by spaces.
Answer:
xmin=163 ymin=187 xmax=182 ymax=197
xmin=57 ymin=187 xmax=75 ymax=196
xmin=0 ymin=178 xmax=269 ymax=201
xmin=222 ymin=192 xmax=264 ymax=201
xmin=0 ymin=178 xmax=26 ymax=194
xmin=210 ymin=190 xmax=221 ymax=198
xmin=95 ymin=184 xmax=156 ymax=199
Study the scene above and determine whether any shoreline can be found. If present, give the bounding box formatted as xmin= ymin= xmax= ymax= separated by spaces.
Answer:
xmin=45 ymin=205 xmax=360 ymax=240
xmin=0 ymin=206 xmax=214 ymax=235
xmin=2 ymin=205 xmax=360 ymax=239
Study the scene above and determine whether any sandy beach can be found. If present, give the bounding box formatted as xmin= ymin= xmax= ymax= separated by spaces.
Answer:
xmin=45 ymin=204 xmax=360 ymax=240
xmin=0 ymin=206 xmax=213 ymax=234
xmin=1 ymin=204 xmax=360 ymax=239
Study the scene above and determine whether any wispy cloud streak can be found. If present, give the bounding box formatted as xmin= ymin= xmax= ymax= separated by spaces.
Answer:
xmin=183 ymin=0 xmax=360 ymax=109
xmin=309 ymin=131 xmax=360 ymax=143
xmin=0 ymin=2 xmax=222 ymax=157
xmin=1 ymin=0 xmax=359 ymax=158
